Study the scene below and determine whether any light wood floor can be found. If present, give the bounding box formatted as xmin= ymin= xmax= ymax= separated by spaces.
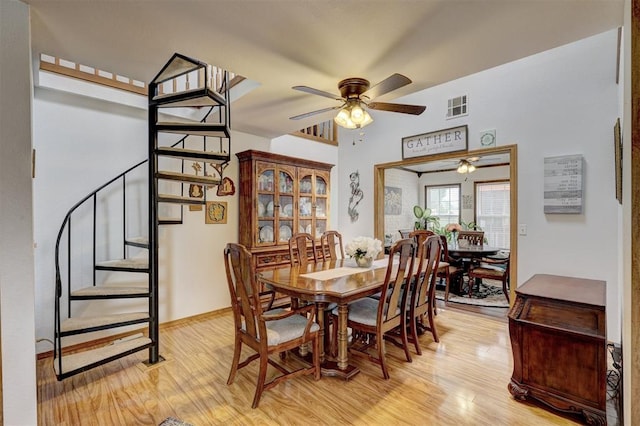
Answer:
xmin=37 ymin=306 xmax=595 ymax=425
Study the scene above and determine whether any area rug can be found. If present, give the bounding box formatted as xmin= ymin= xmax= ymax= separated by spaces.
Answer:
xmin=435 ymin=278 xmax=509 ymax=308
xmin=159 ymin=417 xmax=193 ymax=426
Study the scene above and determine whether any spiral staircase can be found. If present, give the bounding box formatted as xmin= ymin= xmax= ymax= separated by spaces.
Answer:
xmin=53 ymin=53 xmax=235 ymax=379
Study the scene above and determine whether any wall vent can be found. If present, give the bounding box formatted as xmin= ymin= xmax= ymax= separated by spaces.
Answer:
xmin=447 ymin=95 xmax=468 ymax=118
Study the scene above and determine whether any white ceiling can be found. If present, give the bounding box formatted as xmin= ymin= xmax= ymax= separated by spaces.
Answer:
xmin=24 ymin=0 xmax=623 ymax=139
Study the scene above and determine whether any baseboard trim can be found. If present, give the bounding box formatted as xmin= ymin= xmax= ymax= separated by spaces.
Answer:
xmin=37 ymin=307 xmax=232 ymax=360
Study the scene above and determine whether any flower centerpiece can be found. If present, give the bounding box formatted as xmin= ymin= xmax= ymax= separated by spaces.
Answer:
xmin=345 ymin=236 xmax=383 ymax=268
xmin=445 ymin=223 xmax=463 ymax=243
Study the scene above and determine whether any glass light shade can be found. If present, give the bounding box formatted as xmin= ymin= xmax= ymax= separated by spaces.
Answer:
xmin=467 ymin=164 xmax=476 ymax=173
xmin=334 ymin=111 xmax=357 ymax=129
xmin=335 ymin=108 xmax=350 ymax=125
xmin=334 ymin=102 xmax=373 ymax=129
xmin=350 ymin=104 xmax=365 ymax=124
xmin=457 ymin=162 xmax=468 ymax=173
xmin=360 ymin=110 xmax=373 ymax=127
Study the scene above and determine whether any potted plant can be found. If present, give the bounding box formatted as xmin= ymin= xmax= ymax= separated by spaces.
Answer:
xmin=412 ymin=205 xmax=440 ymax=231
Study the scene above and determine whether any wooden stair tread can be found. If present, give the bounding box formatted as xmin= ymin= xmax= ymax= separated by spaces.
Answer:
xmin=156 ymin=122 xmax=229 ymax=138
xmin=152 ymin=87 xmax=227 ymax=107
xmin=158 ymin=194 xmax=205 ymax=205
xmin=95 ymin=258 xmax=149 ymax=271
xmin=61 ymin=312 xmax=149 ymax=333
xmin=156 ymin=171 xmax=222 ymax=185
xmin=54 ymin=336 xmax=152 ymax=377
xmin=155 ymin=146 xmax=230 ymax=163
xmin=71 ymin=285 xmax=149 ymax=298
xmin=159 ymin=217 xmax=183 ymax=225
xmin=125 ymin=236 xmax=149 ymax=248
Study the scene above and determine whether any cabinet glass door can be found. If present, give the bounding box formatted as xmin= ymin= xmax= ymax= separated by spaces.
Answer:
xmin=314 ymin=174 xmax=329 ymax=237
xmin=256 ymin=166 xmax=275 ymax=245
xmin=277 ymin=169 xmax=295 ymax=243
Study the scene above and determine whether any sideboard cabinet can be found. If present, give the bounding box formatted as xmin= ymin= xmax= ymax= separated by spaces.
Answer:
xmin=508 ymin=274 xmax=607 ymax=425
xmin=236 ymin=149 xmax=333 ymax=270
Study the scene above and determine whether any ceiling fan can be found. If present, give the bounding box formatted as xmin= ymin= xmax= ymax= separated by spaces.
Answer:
xmin=455 ymin=156 xmax=480 ymax=173
xmin=290 ymin=74 xmax=426 ymax=129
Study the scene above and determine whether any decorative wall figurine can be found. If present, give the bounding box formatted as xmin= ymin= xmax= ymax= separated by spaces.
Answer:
xmin=189 ymin=184 xmax=203 ymax=198
xmin=189 ymin=163 xmax=204 ymax=211
xmin=216 ymin=177 xmax=235 ymax=196
xmin=348 ymin=170 xmax=363 ymax=222
xmin=205 ymin=201 xmax=227 ymax=224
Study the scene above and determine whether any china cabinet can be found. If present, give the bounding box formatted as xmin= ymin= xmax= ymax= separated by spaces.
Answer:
xmin=236 ymin=150 xmax=333 ymax=271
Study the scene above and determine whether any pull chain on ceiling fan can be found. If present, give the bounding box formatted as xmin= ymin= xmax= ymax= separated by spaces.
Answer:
xmin=290 ymin=73 xmax=426 ymax=129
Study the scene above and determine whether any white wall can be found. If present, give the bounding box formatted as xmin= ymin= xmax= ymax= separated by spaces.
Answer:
xmin=0 ymin=0 xmax=38 ymax=423
xmin=337 ymin=29 xmax=621 ymax=340
xmin=32 ymin=78 xmax=271 ymax=351
xmin=383 ymin=168 xmax=419 ymax=241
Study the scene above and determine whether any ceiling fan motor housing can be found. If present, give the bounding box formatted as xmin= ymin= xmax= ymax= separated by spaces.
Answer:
xmin=338 ymin=77 xmax=370 ymax=99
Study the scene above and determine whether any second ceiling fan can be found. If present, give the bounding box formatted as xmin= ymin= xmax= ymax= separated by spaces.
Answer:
xmin=290 ymin=73 xmax=426 ymax=129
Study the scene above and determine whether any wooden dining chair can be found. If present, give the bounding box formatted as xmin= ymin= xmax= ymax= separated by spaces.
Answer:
xmin=457 ymin=230 xmax=485 ymax=246
xmin=404 ymin=235 xmax=441 ymax=353
xmin=320 ymin=230 xmax=345 ymax=260
xmin=408 ymin=230 xmax=439 ymax=315
xmin=331 ymin=238 xmax=416 ymax=379
xmin=398 ymin=229 xmax=413 ymax=239
xmin=288 ymin=232 xmax=318 ymax=267
xmin=468 ymin=252 xmax=510 ymax=303
xmin=224 ymin=243 xmax=320 ymax=408
xmin=436 ymin=235 xmax=464 ymax=302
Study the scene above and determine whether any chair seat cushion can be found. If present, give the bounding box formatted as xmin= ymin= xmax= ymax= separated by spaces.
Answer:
xmin=244 ymin=309 xmax=320 ymax=346
xmin=332 ymin=297 xmax=399 ymax=327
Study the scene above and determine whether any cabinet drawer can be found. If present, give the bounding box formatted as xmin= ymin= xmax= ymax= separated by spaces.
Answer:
xmin=255 ymin=252 xmax=290 ymax=268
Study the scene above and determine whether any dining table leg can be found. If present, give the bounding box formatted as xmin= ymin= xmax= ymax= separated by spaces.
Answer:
xmin=336 ymin=303 xmax=349 ymax=370
xmin=316 ymin=302 xmax=326 ymax=363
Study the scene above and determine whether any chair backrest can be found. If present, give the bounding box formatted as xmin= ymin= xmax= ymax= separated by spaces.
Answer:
xmin=458 ymin=230 xmax=484 ymax=246
xmin=438 ymin=234 xmax=449 ymax=260
xmin=288 ymin=233 xmax=318 ymax=267
xmin=320 ymin=230 xmax=345 ymax=261
xmin=399 ymin=229 xmax=413 ymax=239
xmin=408 ymin=229 xmax=436 ymax=258
xmin=377 ymin=238 xmax=416 ymax=331
xmin=408 ymin=235 xmax=441 ymax=313
xmin=224 ymin=243 xmax=265 ymax=343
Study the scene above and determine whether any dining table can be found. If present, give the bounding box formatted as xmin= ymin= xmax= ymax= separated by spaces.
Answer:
xmin=447 ymin=243 xmax=501 ymax=293
xmin=257 ymin=257 xmax=392 ymax=379
xmin=447 ymin=243 xmax=500 ymax=259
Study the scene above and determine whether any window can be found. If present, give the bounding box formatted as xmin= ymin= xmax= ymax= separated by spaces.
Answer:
xmin=425 ymin=184 xmax=460 ymax=229
xmin=447 ymin=95 xmax=467 ymax=118
xmin=475 ymin=181 xmax=510 ymax=248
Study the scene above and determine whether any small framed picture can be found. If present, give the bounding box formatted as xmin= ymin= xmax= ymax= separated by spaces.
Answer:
xmin=614 ymin=118 xmax=622 ymax=204
xmin=205 ymin=201 xmax=227 ymax=224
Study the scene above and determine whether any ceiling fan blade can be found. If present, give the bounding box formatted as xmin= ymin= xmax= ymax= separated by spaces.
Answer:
xmin=289 ymin=105 xmax=341 ymax=120
xmin=364 ymin=73 xmax=412 ymax=100
xmin=292 ymin=85 xmax=342 ymax=100
xmin=368 ymin=102 xmax=426 ymax=115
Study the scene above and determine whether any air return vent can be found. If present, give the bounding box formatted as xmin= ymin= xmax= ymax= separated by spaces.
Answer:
xmin=447 ymin=95 xmax=467 ymax=118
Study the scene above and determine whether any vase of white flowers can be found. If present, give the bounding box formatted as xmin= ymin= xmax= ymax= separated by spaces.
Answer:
xmin=345 ymin=236 xmax=383 ymax=268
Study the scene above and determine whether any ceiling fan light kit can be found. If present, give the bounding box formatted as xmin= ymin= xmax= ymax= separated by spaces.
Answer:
xmin=457 ymin=159 xmax=476 ymax=174
xmin=291 ymin=73 xmax=426 ymax=130
xmin=334 ymin=99 xmax=373 ymax=129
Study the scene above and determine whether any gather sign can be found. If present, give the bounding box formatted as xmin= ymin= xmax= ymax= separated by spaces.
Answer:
xmin=402 ymin=125 xmax=468 ymax=159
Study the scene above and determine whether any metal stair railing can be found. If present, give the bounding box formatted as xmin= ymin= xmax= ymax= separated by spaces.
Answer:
xmin=53 ymin=105 xmax=221 ymax=377
xmin=53 ymin=55 xmax=233 ymax=379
